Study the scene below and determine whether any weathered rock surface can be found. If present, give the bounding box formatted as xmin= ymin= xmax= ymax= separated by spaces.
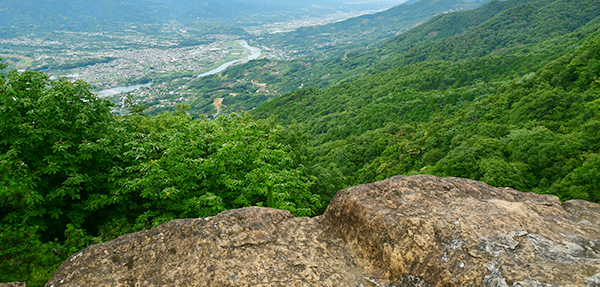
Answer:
xmin=322 ymin=175 xmax=600 ymax=286
xmin=47 ymin=175 xmax=600 ymax=287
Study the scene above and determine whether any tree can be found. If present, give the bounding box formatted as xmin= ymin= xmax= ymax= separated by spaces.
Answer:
xmin=0 ymin=70 xmax=118 ymax=284
xmin=556 ymin=154 xmax=600 ymax=202
xmin=85 ymin=112 xmax=320 ymax=232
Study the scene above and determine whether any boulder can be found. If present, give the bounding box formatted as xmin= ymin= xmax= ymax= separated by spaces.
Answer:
xmin=46 ymin=207 xmax=365 ymax=287
xmin=322 ymin=175 xmax=600 ymax=286
xmin=47 ymin=175 xmax=600 ymax=286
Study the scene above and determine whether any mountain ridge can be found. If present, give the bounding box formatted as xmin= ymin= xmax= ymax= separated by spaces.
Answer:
xmin=257 ymin=0 xmax=488 ymax=57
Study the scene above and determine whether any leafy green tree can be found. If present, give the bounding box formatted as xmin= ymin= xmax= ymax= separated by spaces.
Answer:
xmin=435 ymin=136 xmax=508 ymax=179
xmin=0 ymin=69 xmax=118 ymax=284
xmin=479 ymin=158 xmax=529 ymax=191
xmin=556 ymin=154 xmax=600 ymax=202
xmin=85 ymin=112 xmax=320 ymax=231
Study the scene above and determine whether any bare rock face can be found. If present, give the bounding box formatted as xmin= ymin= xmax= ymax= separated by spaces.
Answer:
xmin=322 ymin=175 xmax=600 ymax=286
xmin=47 ymin=175 xmax=600 ymax=287
xmin=47 ymin=207 xmax=366 ymax=287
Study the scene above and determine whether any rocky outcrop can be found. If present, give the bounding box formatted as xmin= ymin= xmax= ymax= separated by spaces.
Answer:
xmin=322 ymin=175 xmax=600 ymax=286
xmin=46 ymin=207 xmax=365 ymax=287
xmin=47 ymin=175 xmax=600 ymax=287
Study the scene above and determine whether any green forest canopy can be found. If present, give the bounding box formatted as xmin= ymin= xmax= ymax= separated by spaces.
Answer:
xmin=253 ymin=15 xmax=600 ymax=203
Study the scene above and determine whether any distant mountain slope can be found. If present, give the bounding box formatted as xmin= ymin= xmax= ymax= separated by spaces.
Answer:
xmin=374 ymin=0 xmax=600 ymax=69
xmin=0 ymin=0 xmax=401 ymax=32
xmin=182 ymin=0 xmax=593 ymax=115
xmin=263 ymin=0 xmax=600 ymax=91
xmin=258 ymin=0 xmax=487 ymax=55
xmin=0 ymin=0 xmax=163 ymax=31
xmin=251 ymin=14 xmax=600 ymax=203
xmin=376 ymin=0 xmax=539 ymax=55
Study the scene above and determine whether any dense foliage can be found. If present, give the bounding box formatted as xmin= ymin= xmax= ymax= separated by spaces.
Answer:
xmin=0 ymin=65 xmax=319 ymax=285
xmin=253 ymin=19 xmax=600 ymax=203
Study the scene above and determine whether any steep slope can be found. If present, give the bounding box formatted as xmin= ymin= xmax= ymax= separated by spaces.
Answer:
xmin=252 ymin=10 xmax=600 ymax=203
xmin=182 ymin=0 xmax=533 ymax=116
xmin=374 ymin=0 xmax=542 ymax=57
xmin=373 ymin=0 xmax=600 ymax=70
xmin=182 ymin=0 xmax=599 ymax=117
xmin=327 ymin=0 xmax=600 ymax=83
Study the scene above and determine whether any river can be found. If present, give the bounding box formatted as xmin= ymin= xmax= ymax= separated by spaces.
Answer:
xmin=197 ymin=40 xmax=261 ymax=78
xmin=96 ymin=40 xmax=261 ymax=97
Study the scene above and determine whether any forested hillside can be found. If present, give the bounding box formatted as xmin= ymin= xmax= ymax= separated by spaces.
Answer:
xmin=184 ymin=0 xmax=599 ymax=116
xmin=253 ymin=0 xmax=600 ymax=204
